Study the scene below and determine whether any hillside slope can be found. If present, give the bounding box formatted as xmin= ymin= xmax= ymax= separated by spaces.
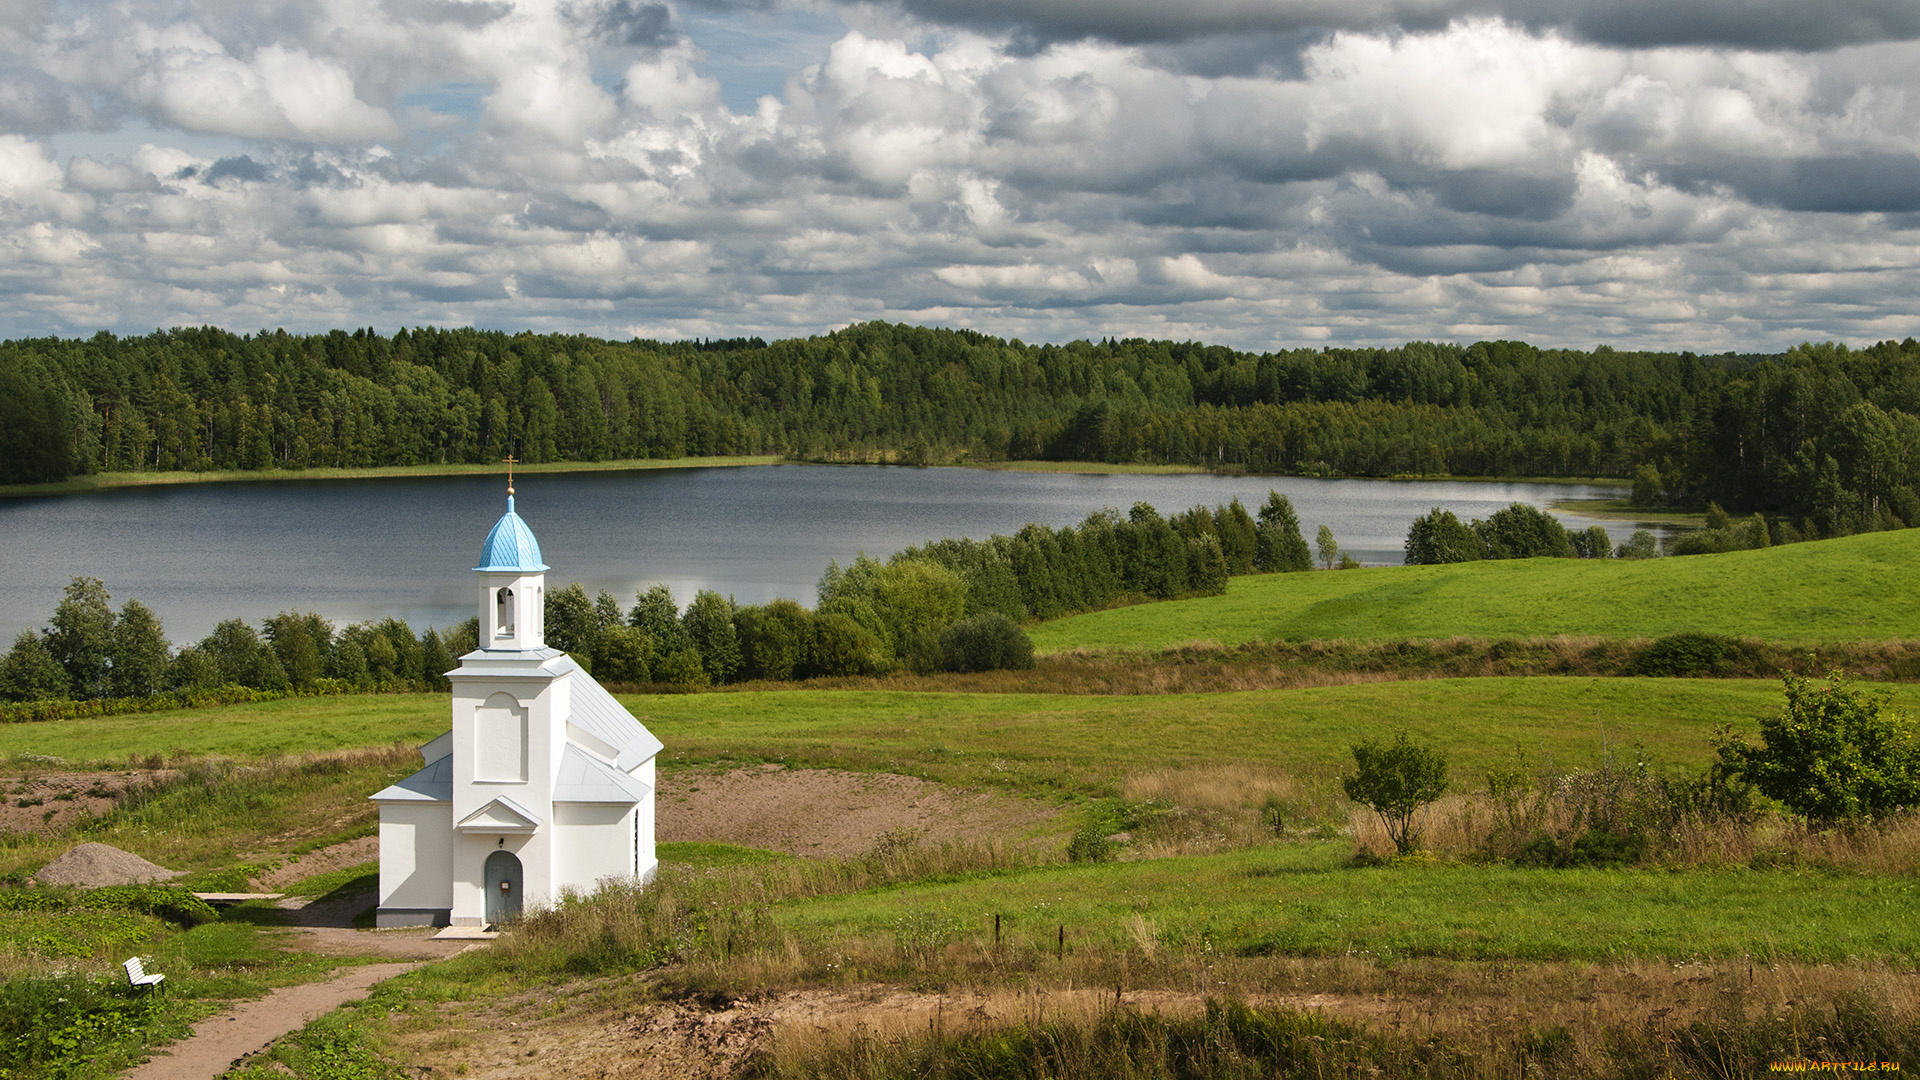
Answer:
xmin=1029 ymin=529 xmax=1920 ymax=651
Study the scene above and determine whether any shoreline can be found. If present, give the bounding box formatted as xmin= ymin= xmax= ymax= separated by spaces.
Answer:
xmin=1549 ymin=497 xmax=1703 ymax=528
xmin=0 ymin=457 xmax=1631 ymax=499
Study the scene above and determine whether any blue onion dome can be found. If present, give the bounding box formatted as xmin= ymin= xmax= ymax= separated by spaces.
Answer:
xmin=475 ymin=495 xmax=549 ymax=572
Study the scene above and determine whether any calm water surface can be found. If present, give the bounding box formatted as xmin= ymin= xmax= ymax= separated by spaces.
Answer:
xmin=0 ymin=465 xmax=1656 ymax=642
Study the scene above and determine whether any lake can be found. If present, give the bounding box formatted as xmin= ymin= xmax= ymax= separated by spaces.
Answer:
xmin=0 ymin=465 xmax=1654 ymax=643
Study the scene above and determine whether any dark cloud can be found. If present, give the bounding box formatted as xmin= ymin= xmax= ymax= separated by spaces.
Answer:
xmin=205 ymin=155 xmax=269 ymax=182
xmin=884 ymin=0 xmax=1920 ymax=52
xmin=1662 ymin=154 xmax=1920 ymax=214
xmin=589 ymin=0 xmax=677 ymax=46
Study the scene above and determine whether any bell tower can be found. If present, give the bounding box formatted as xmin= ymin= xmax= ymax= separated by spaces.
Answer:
xmin=474 ymin=459 xmax=547 ymax=651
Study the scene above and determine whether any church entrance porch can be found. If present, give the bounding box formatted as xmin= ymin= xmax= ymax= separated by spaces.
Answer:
xmin=484 ymin=850 xmax=522 ymax=924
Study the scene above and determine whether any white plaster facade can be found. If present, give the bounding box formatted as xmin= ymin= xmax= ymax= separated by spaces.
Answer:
xmin=372 ymin=495 xmax=662 ymax=928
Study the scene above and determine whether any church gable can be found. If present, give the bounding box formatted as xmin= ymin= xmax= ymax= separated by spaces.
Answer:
xmin=456 ymin=796 xmax=542 ymax=833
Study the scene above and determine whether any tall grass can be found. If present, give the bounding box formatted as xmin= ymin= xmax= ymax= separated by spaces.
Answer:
xmin=1355 ymin=759 xmax=1920 ymax=876
xmin=754 ymin=991 xmax=1920 ymax=1080
xmin=487 ymin=834 xmax=1047 ymax=985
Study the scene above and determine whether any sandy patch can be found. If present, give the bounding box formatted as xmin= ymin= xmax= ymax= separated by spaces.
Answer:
xmin=36 ymin=841 xmax=177 ymax=886
xmin=0 ymin=770 xmax=156 ymax=836
xmin=656 ymin=766 xmax=1058 ymax=857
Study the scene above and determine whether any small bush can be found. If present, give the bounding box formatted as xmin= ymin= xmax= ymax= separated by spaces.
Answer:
xmin=0 ymin=971 xmax=164 ymax=1079
xmin=938 ymin=614 xmax=1036 ymax=673
xmin=1065 ymin=822 xmax=1117 ymax=864
xmin=1341 ymin=732 xmax=1448 ymax=855
xmin=83 ymin=885 xmax=218 ymax=927
xmin=1632 ymin=633 xmax=1748 ymax=677
xmin=1717 ymin=671 xmax=1920 ymax=823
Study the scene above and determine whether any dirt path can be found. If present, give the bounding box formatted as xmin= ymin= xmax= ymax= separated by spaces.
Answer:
xmin=124 ymin=962 xmax=422 ymax=1080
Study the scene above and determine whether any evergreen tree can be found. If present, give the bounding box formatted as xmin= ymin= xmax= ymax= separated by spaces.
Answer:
xmin=682 ymin=590 xmax=741 ymax=683
xmin=1255 ymin=492 xmax=1312 ymax=572
xmin=1216 ymin=498 xmax=1259 ymax=573
xmin=1187 ymin=534 xmax=1230 ymax=595
xmin=0 ymin=632 xmax=67 ymax=702
xmin=420 ymin=628 xmax=455 ymax=691
xmin=108 ymin=599 xmax=170 ymax=698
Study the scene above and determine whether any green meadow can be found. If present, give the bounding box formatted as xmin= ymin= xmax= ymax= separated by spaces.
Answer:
xmin=1030 ymin=529 xmax=1920 ymax=652
xmin=6 ymin=677 xmax=1902 ymax=798
xmin=777 ymin=842 xmax=1920 ymax=963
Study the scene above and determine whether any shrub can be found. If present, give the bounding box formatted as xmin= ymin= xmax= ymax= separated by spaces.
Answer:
xmin=938 ymin=614 xmax=1035 ymax=673
xmin=1716 ymin=671 xmax=1920 ymax=823
xmin=1403 ymin=508 xmax=1483 ymax=565
xmin=0 ymin=971 xmax=163 ymax=1079
xmin=1065 ymin=821 xmax=1117 ymax=863
xmin=649 ymin=647 xmax=709 ymax=688
xmin=1632 ymin=633 xmax=1749 ymax=677
xmin=84 ymin=885 xmax=218 ymax=926
xmin=1473 ymin=503 xmax=1573 ymax=559
xmin=1341 ymin=732 xmax=1448 ymax=854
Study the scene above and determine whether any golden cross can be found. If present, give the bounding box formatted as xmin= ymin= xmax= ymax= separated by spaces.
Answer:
xmin=503 ymin=454 xmax=518 ymax=496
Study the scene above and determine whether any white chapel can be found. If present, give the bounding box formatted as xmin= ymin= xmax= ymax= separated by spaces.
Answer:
xmin=372 ymin=487 xmax=662 ymax=928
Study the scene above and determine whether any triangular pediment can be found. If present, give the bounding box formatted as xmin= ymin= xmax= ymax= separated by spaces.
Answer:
xmin=455 ymin=796 xmax=542 ymax=834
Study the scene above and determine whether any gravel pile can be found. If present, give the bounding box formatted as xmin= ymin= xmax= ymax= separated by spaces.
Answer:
xmin=37 ymin=842 xmax=178 ymax=887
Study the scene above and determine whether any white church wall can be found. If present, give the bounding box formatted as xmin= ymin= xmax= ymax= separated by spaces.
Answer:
xmin=377 ymin=803 xmax=453 ymax=924
xmin=474 ymin=692 xmax=528 ymax=782
xmin=554 ymin=803 xmax=637 ymax=891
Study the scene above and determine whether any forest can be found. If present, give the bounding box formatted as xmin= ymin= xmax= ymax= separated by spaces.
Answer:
xmin=4 ymin=324 xmax=1920 ymax=535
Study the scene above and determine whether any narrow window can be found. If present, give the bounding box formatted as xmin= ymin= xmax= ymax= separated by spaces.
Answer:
xmin=496 ymin=587 xmax=514 ymax=638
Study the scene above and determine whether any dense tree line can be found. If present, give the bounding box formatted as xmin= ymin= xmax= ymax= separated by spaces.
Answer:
xmin=5 ymin=324 xmax=1919 ymax=534
xmin=1403 ymin=504 xmax=1657 ymax=564
xmin=0 ymin=577 xmax=471 ymax=703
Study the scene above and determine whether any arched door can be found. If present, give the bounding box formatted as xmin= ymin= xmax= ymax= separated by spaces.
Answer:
xmin=484 ymin=850 xmax=523 ymax=925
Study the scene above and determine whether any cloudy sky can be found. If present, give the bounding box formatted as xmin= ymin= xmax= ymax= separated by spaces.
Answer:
xmin=1 ymin=0 xmax=1917 ymax=350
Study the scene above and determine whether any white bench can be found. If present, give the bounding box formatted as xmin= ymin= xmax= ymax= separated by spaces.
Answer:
xmin=122 ymin=957 xmax=165 ymax=994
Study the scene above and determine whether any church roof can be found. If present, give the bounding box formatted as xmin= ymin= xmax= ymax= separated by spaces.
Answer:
xmin=369 ymin=753 xmax=453 ymax=803
xmin=474 ymin=495 xmax=549 ymax=572
xmin=554 ymin=655 xmax=665 ymax=770
xmin=554 ymin=744 xmax=653 ymax=804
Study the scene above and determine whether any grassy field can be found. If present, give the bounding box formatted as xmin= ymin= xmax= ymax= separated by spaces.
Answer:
xmin=0 ymin=677 xmax=1875 ymax=793
xmin=0 ymin=693 xmax=447 ymax=764
xmin=1031 ymin=529 xmax=1920 ymax=651
xmin=0 ymin=455 xmax=783 ymax=498
xmin=777 ymin=841 xmax=1920 ymax=963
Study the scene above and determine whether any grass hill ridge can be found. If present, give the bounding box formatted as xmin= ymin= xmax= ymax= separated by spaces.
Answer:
xmin=1029 ymin=527 xmax=1920 ymax=652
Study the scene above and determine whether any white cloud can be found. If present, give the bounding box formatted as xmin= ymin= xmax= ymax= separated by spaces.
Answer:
xmin=0 ymin=4 xmax=1914 ymax=352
